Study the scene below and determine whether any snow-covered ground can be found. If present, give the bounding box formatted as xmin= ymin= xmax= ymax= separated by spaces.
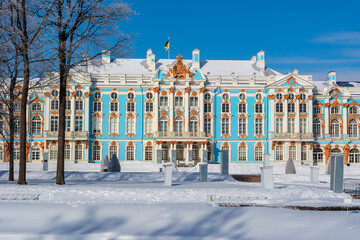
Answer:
xmin=1 ymin=162 xmax=360 ymax=239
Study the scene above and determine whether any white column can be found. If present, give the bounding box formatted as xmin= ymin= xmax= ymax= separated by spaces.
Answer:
xmin=343 ymin=100 xmax=348 ymax=136
xmin=284 ymin=142 xmax=289 ymax=161
xmin=84 ymin=141 xmax=89 ymax=162
xmin=169 ymin=88 xmax=174 ymax=132
xmin=200 ymin=88 xmax=204 ymax=132
xmin=296 ymin=143 xmax=302 ymax=163
xmin=185 ymin=88 xmax=190 ymax=132
xmin=71 ymin=142 xmax=76 ymax=162
xmin=45 ymin=94 xmax=50 ymax=131
xmin=308 ymin=97 xmax=313 ymax=133
xmin=309 ymin=143 xmax=314 ymax=164
xmin=84 ymin=93 xmax=90 ymax=132
xmin=70 ymin=92 xmax=75 ymax=132
xmin=154 ymin=88 xmax=159 ymax=132
xmin=200 ymin=143 xmax=204 ymax=163
xmin=325 ymin=100 xmax=330 ymax=135
xmin=295 ymin=98 xmax=300 ymax=133
xmin=283 ymin=98 xmax=288 ymax=133
xmin=269 ymin=96 xmax=274 ymax=133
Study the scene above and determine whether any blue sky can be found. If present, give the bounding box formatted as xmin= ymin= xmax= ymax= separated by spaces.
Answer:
xmin=120 ymin=0 xmax=360 ymax=82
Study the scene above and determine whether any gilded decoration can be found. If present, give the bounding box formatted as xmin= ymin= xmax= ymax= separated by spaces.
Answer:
xmin=166 ymin=55 xmax=193 ymax=79
xmin=286 ymin=76 xmax=296 ymax=85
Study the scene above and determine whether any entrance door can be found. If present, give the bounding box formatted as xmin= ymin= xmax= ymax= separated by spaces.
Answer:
xmin=176 ymin=144 xmax=184 ymax=166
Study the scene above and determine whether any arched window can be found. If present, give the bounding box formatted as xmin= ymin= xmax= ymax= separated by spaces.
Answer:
xmin=174 ymin=116 xmax=183 ymax=134
xmin=349 ymin=106 xmax=358 ymax=115
xmin=190 ymin=116 xmax=198 ymax=136
xmin=275 ymin=118 xmax=283 ymax=133
xmin=289 ymin=146 xmax=296 ymax=161
xmin=255 ymin=118 xmax=263 ymax=135
xmin=313 ymin=119 xmax=322 ymax=138
xmin=255 ymin=145 xmax=263 ymax=162
xmin=275 ymin=145 xmax=283 ymax=161
xmin=301 ymin=145 xmax=307 ymax=161
xmin=144 ymin=117 xmax=153 ymax=134
xmin=92 ymin=117 xmax=101 ymax=133
xmin=64 ymin=144 xmax=71 ymax=160
xmin=238 ymin=145 xmax=247 ymax=161
xmin=126 ymin=117 xmax=135 ymax=134
xmin=176 ymin=145 xmax=183 ymax=162
xmin=238 ymin=118 xmax=246 ymax=135
xmin=31 ymin=116 xmax=42 ymax=135
xmin=126 ymin=145 xmax=135 ymax=161
xmin=162 ymin=144 xmax=169 ymax=162
xmin=193 ymin=145 xmax=200 ymax=165
xmin=110 ymin=102 xmax=118 ymax=112
xmin=204 ymin=117 xmax=212 ymax=135
xmin=221 ymin=103 xmax=230 ymax=113
xmin=275 ymin=102 xmax=283 ymax=113
xmin=288 ymin=118 xmax=295 ymax=133
xmin=145 ymin=146 xmax=152 ymax=161
xmin=331 ymin=106 xmax=340 ymax=115
xmin=109 ymin=117 xmax=118 ymax=134
xmin=349 ymin=148 xmax=360 ymax=163
xmin=331 ymin=148 xmax=341 ymax=154
xmin=207 ymin=145 xmax=213 ymax=162
xmin=330 ymin=118 xmax=340 ymax=138
xmin=92 ymin=145 xmax=101 ymax=161
xmin=50 ymin=100 xmax=59 ymax=110
xmin=159 ymin=116 xmax=168 ymax=133
xmin=349 ymin=119 xmax=358 ymax=138
xmin=31 ymin=146 xmax=41 ymax=161
xmin=75 ymin=145 xmax=82 ymax=162
xmin=221 ymin=118 xmax=230 ymax=135
xmin=238 ymin=103 xmax=246 ymax=113
xmin=109 ymin=145 xmax=118 ymax=158
xmin=313 ymin=148 xmax=323 ymax=164
xmin=50 ymin=144 xmax=57 ymax=161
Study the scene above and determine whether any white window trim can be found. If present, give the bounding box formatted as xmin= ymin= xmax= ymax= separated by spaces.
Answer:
xmin=125 ymin=144 xmax=136 ymax=161
xmin=108 ymin=116 xmax=120 ymax=135
xmin=108 ymin=142 xmax=119 ymax=159
xmin=237 ymin=144 xmax=247 ymax=162
xmin=92 ymin=143 xmax=103 ymax=162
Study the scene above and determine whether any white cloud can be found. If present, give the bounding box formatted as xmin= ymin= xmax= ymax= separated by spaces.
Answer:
xmin=268 ymin=57 xmax=360 ymax=65
xmin=311 ymin=32 xmax=360 ymax=45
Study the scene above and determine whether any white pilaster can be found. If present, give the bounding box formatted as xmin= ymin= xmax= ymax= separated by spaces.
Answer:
xmin=85 ymin=93 xmax=90 ymax=132
xmin=185 ymin=88 xmax=190 ymax=132
xmin=284 ymin=142 xmax=289 ymax=162
xmin=269 ymin=97 xmax=274 ymax=132
xmin=296 ymin=142 xmax=302 ymax=163
xmin=200 ymin=89 xmax=204 ymax=132
xmin=169 ymin=88 xmax=174 ymax=132
xmin=283 ymin=99 xmax=288 ymax=133
xmin=45 ymin=95 xmax=50 ymax=131
xmin=343 ymin=100 xmax=348 ymax=136
xmin=308 ymin=96 xmax=313 ymax=133
xmin=70 ymin=93 xmax=75 ymax=132
xmin=154 ymin=88 xmax=159 ymax=132
xmin=325 ymin=99 xmax=329 ymax=135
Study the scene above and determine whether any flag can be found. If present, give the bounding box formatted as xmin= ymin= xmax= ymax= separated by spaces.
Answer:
xmin=164 ymin=40 xmax=170 ymax=51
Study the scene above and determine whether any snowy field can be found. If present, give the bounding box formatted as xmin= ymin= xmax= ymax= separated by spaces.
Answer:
xmin=1 ymin=162 xmax=360 ymax=240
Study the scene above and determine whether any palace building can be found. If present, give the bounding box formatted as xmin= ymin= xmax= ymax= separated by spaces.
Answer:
xmin=1 ymin=49 xmax=360 ymax=165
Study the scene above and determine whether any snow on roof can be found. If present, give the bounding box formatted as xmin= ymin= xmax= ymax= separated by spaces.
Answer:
xmin=84 ymin=58 xmax=281 ymax=77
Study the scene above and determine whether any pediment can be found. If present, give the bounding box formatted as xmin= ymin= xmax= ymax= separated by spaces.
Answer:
xmin=45 ymin=72 xmax=92 ymax=87
xmin=266 ymin=74 xmax=315 ymax=89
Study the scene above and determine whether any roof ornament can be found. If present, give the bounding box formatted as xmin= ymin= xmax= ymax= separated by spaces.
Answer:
xmin=166 ymin=54 xmax=193 ymax=79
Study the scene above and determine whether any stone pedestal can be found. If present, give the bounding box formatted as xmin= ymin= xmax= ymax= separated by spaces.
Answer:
xmin=221 ymin=150 xmax=229 ymax=174
xmin=156 ymin=149 xmax=162 ymax=164
xmin=199 ymin=163 xmax=208 ymax=182
xmin=43 ymin=151 xmax=49 ymax=171
xmin=260 ymin=166 xmax=273 ymax=189
xmin=264 ymin=153 xmax=271 ymax=167
xmin=310 ymin=166 xmax=319 ymax=183
xmin=203 ymin=149 xmax=208 ymax=163
xmin=163 ymin=163 xmax=173 ymax=186
xmin=330 ymin=154 xmax=345 ymax=193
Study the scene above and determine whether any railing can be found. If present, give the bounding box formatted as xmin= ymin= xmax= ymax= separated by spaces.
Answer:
xmin=45 ymin=131 xmax=89 ymax=138
xmin=154 ymin=131 xmax=206 ymax=138
xmin=272 ymin=133 xmax=313 ymax=139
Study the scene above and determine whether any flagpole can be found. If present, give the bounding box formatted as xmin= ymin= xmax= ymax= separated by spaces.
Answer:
xmin=168 ymin=37 xmax=170 ymax=59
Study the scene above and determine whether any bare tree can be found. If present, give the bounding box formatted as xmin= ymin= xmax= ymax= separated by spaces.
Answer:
xmin=0 ymin=0 xmax=53 ymax=184
xmin=44 ymin=0 xmax=133 ymax=185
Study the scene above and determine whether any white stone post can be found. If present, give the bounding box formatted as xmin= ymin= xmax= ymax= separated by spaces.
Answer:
xmin=163 ymin=162 xmax=173 ymax=186
xmin=260 ymin=166 xmax=273 ymax=189
xmin=310 ymin=166 xmax=319 ymax=183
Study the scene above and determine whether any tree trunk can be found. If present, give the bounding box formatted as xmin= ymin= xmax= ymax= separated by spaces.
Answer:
xmin=8 ymin=101 xmax=14 ymax=181
xmin=17 ymin=0 xmax=29 ymax=185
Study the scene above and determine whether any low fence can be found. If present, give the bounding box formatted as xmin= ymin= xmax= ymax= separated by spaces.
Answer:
xmin=344 ymin=178 xmax=360 ymax=199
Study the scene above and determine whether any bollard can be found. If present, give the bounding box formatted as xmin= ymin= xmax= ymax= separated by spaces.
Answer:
xmin=199 ymin=163 xmax=208 ymax=182
xmin=310 ymin=166 xmax=319 ymax=183
xmin=263 ymin=153 xmax=271 ymax=167
xmin=171 ymin=149 xmax=177 ymax=165
xmin=156 ymin=149 xmax=162 ymax=164
xmin=260 ymin=166 xmax=273 ymax=189
xmin=329 ymin=155 xmax=336 ymax=190
xmin=43 ymin=152 xmax=49 ymax=171
xmin=163 ymin=163 xmax=173 ymax=186
xmin=221 ymin=150 xmax=229 ymax=174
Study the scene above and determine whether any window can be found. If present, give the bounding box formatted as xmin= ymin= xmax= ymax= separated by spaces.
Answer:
xmin=111 ymin=92 xmax=118 ymax=100
xmin=76 ymin=90 xmax=83 ymax=98
xmin=66 ymin=90 xmax=71 ymax=97
xmin=204 ymin=93 xmax=211 ymax=101
xmin=221 ymin=118 xmax=230 ymax=135
xmin=65 ymin=101 xmax=71 ymax=110
xmin=331 ymin=148 xmax=341 ymax=154
xmin=31 ymin=116 xmax=42 ymax=135
xmin=275 ymin=146 xmax=283 ymax=161
xmin=94 ymin=92 xmax=101 ymax=100
xmin=31 ymin=147 xmax=41 ymax=161
xmin=190 ymin=96 xmax=198 ymax=107
xmin=207 ymin=146 xmax=213 ymax=162
xmin=162 ymin=144 xmax=169 ymax=162
xmin=92 ymin=117 xmax=101 ymax=133
xmin=255 ymin=93 xmax=262 ymax=101
xmin=331 ymin=106 xmax=340 ymax=115
xmin=145 ymin=102 xmax=153 ymax=112
xmin=299 ymin=93 xmax=306 ymax=100
xmin=126 ymin=145 xmax=135 ymax=161
xmin=127 ymin=102 xmax=135 ymax=112
xmin=50 ymin=115 xmax=58 ymax=132
xmin=288 ymin=94 xmax=294 ymax=100
xmin=330 ymin=118 xmax=340 ymax=138
xmin=145 ymin=117 xmax=153 ymax=134
xmin=145 ymin=146 xmax=152 ymax=161
xmin=204 ymin=117 xmax=212 ymax=135
xmin=221 ymin=146 xmax=229 ymax=152
xmin=275 ymin=118 xmax=283 ymax=133
xmin=51 ymin=100 xmax=59 ymax=110
xmin=126 ymin=117 xmax=135 ymax=134
xmin=349 ymin=107 xmax=358 ymax=115
xmin=75 ymin=145 xmax=82 ymax=161
xmin=174 ymin=96 xmax=183 ymax=107
xmin=146 ymin=92 xmax=153 ymax=100
xmin=110 ymin=117 xmax=118 ymax=134
xmin=276 ymin=102 xmax=283 ymax=113
xmin=238 ymin=118 xmax=246 ymax=135
xmin=64 ymin=145 xmax=71 ymax=160
xmin=75 ymin=116 xmax=83 ymax=132
xmin=222 ymin=103 xmax=230 ymax=113
xmin=51 ymin=90 xmax=58 ymax=97
xmin=276 ymin=93 xmax=282 ymax=100
xmin=65 ymin=116 xmax=71 ymax=132
xmin=109 ymin=145 xmax=118 ymax=158
xmin=349 ymin=119 xmax=358 ymax=137
xmin=50 ymin=145 xmax=57 ymax=161
xmin=255 ymin=103 xmax=262 ymax=113
xmin=238 ymin=146 xmax=247 ymax=161
xmin=288 ymin=118 xmax=295 ymax=133
xmin=32 ymin=103 xmax=41 ymax=111
xmin=159 ymin=116 xmax=168 ymax=132
xmin=14 ymin=148 xmax=20 ymax=161
xmin=289 ymin=146 xmax=296 ymax=161
xmin=174 ymin=116 xmax=183 ymax=133
xmin=15 ymin=103 xmax=21 ymax=112
xmin=239 ymin=93 xmax=246 ymax=100
xmin=313 ymin=106 xmax=322 ymax=114
xmin=299 ymin=103 xmax=306 ymax=113
xmin=93 ymin=102 xmax=102 ymax=112
xmin=255 ymin=118 xmax=263 ymax=135
xmin=127 ymin=92 xmax=135 ymax=100
xmin=300 ymin=118 xmax=306 ymax=133
xmin=255 ymin=146 xmax=263 ymax=162
xmin=159 ymin=96 xmax=168 ymax=107
xmin=110 ymin=102 xmax=118 ymax=112
xmin=204 ymin=103 xmax=212 ymax=113
xmin=0 ymin=103 xmax=3 ymax=113
xmin=313 ymin=119 xmax=322 ymax=138
xmin=190 ymin=117 xmax=198 ymax=134
xmin=301 ymin=146 xmax=307 ymax=161
xmin=238 ymin=103 xmax=246 ymax=113
xmin=222 ymin=93 xmax=229 ymax=101
xmin=349 ymin=149 xmax=360 ymax=163
xmin=14 ymin=119 xmax=20 ymax=134
xmin=93 ymin=145 xmax=101 ymax=161
xmin=313 ymin=148 xmax=323 ymax=164
xmin=288 ymin=103 xmax=295 ymax=113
